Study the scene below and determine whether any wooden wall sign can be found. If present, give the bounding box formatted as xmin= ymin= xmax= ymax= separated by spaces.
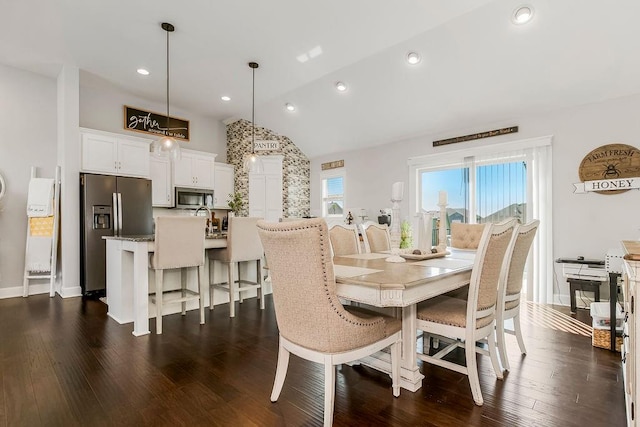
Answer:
xmin=254 ymin=140 xmax=280 ymax=151
xmin=124 ymin=106 xmax=190 ymax=141
xmin=321 ymin=160 xmax=344 ymax=170
xmin=575 ymin=143 xmax=640 ymax=194
xmin=433 ymin=126 xmax=518 ymax=147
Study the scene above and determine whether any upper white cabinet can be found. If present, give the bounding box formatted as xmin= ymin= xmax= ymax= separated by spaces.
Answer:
xmin=150 ymin=156 xmax=173 ymax=207
xmin=213 ymin=163 xmax=234 ymax=209
xmin=81 ymin=129 xmax=150 ymax=177
xmin=174 ymin=149 xmax=216 ymax=189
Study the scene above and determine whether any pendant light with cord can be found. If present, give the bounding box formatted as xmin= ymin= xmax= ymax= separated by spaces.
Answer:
xmin=242 ymin=61 xmax=264 ymax=174
xmin=150 ymin=22 xmax=181 ymax=161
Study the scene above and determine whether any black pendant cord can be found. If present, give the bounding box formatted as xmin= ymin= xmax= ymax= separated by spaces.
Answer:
xmin=251 ymin=65 xmax=255 ymax=154
xmin=161 ymin=22 xmax=174 ymax=138
xmin=166 ymin=26 xmax=170 ymax=136
xmin=248 ymin=62 xmax=259 ymax=156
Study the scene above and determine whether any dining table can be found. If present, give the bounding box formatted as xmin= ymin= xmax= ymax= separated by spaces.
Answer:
xmin=332 ymin=249 xmax=475 ymax=392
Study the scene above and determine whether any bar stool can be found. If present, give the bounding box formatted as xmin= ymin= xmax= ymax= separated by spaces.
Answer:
xmin=208 ymin=217 xmax=264 ymax=317
xmin=149 ymin=216 xmax=207 ymax=334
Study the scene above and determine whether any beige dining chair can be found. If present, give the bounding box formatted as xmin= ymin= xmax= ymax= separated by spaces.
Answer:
xmin=208 ymin=216 xmax=264 ymax=318
xmin=450 ymin=222 xmax=486 ymax=250
xmin=149 ymin=216 xmax=207 ymax=335
xmin=360 ymin=221 xmax=391 ymax=253
xmin=256 ymin=218 xmax=401 ymax=427
xmin=415 ymin=219 xmax=516 ymax=406
xmin=496 ymin=219 xmax=539 ymax=371
xmin=328 ymin=223 xmax=362 ymax=256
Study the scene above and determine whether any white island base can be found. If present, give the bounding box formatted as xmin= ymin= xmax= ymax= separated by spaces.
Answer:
xmin=105 ymin=235 xmax=251 ymax=336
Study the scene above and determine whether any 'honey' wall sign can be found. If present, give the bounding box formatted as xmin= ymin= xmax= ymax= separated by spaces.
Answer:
xmin=574 ymin=143 xmax=640 ymax=194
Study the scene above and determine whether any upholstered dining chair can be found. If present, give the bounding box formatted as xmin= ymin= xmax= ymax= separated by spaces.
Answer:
xmin=415 ymin=219 xmax=516 ymax=406
xmin=450 ymin=222 xmax=487 ymax=250
xmin=149 ymin=216 xmax=207 ymax=335
xmin=360 ymin=221 xmax=391 ymax=253
xmin=208 ymin=217 xmax=264 ymax=318
xmin=496 ymin=219 xmax=539 ymax=371
xmin=256 ymin=218 xmax=401 ymax=427
xmin=328 ymin=223 xmax=362 ymax=256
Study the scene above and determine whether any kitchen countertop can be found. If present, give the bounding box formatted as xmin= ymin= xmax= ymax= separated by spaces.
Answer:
xmin=103 ymin=234 xmax=227 ymax=242
xmin=103 ymin=234 xmax=227 ymax=250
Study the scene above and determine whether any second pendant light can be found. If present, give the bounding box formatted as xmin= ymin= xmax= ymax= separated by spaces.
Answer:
xmin=242 ymin=61 xmax=264 ymax=174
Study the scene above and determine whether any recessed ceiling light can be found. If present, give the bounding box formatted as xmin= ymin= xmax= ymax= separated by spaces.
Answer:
xmin=335 ymin=81 xmax=347 ymax=92
xmin=285 ymin=103 xmax=296 ymax=112
xmin=137 ymin=68 xmax=150 ymax=75
xmin=221 ymin=96 xmax=231 ymax=101
xmin=512 ymin=5 xmax=534 ymax=24
xmin=406 ymin=52 xmax=421 ymax=65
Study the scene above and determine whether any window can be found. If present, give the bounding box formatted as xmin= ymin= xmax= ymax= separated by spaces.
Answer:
xmin=321 ymin=173 xmax=345 ymax=217
xmin=419 ymin=159 xmax=527 ymax=224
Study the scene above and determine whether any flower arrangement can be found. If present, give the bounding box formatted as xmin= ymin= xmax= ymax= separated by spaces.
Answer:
xmin=227 ymin=192 xmax=244 ymax=216
xmin=400 ymin=220 xmax=413 ymax=249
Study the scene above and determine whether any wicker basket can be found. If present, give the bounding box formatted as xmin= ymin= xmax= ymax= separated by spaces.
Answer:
xmin=592 ymin=328 xmax=622 ymax=352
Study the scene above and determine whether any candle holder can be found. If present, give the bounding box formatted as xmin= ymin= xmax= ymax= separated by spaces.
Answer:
xmin=390 ymin=200 xmax=401 ymax=249
xmin=437 ymin=201 xmax=448 ymax=252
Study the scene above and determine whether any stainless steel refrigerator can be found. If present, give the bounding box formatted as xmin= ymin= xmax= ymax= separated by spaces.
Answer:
xmin=80 ymin=173 xmax=153 ymax=295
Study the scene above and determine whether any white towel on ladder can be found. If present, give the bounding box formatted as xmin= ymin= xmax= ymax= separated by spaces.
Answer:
xmin=26 ymin=236 xmax=52 ymax=272
xmin=27 ymin=178 xmax=54 ymax=217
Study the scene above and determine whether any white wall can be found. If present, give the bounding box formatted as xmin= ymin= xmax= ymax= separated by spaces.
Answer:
xmin=310 ymin=93 xmax=640 ymax=302
xmin=0 ymin=63 xmax=57 ymax=296
xmin=79 ymin=83 xmax=227 ymax=160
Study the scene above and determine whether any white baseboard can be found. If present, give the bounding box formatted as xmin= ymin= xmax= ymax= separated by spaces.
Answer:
xmin=0 ymin=283 xmax=50 ymax=299
xmin=59 ymin=286 xmax=82 ymax=298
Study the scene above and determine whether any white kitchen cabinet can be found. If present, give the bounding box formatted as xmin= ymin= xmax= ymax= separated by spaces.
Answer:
xmin=249 ymin=156 xmax=283 ymax=222
xmin=213 ymin=163 xmax=234 ymax=209
xmin=81 ymin=129 xmax=150 ymax=177
xmin=150 ymin=156 xmax=173 ymax=207
xmin=174 ymin=149 xmax=216 ymax=189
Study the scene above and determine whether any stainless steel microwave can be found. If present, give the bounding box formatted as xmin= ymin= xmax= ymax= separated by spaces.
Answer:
xmin=174 ymin=187 xmax=214 ymax=209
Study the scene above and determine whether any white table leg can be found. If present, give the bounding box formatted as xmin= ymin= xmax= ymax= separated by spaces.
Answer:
xmin=400 ymin=304 xmax=424 ymax=391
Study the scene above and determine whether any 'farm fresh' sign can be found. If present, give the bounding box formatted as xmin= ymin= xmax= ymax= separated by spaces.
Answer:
xmin=576 ymin=143 xmax=640 ymax=194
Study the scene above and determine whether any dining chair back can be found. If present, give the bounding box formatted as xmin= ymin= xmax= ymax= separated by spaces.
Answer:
xmin=496 ymin=219 xmax=539 ymax=371
xmin=150 ymin=216 xmax=207 ymax=334
xmin=208 ymin=216 xmax=264 ymax=317
xmin=361 ymin=221 xmax=391 ymax=253
xmin=257 ymin=218 xmax=402 ymax=426
xmin=450 ymin=222 xmax=486 ymax=250
xmin=328 ymin=223 xmax=361 ymax=256
xmin=415 ymin=218 xmax=516 ymax=406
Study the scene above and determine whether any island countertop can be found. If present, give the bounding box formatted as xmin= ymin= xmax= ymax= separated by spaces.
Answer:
xmin=103 ymin=234 xmax=227 ymax=250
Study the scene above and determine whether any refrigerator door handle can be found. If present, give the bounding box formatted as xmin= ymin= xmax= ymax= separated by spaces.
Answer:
xmin=117 ymin=193 xmax=123 ymax=236
xmin=112 ymin=192 xmax=119 ymax=236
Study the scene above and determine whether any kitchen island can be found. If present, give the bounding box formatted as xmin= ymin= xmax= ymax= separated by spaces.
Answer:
xmin=104 ymin=234 xmax=227 ymax=336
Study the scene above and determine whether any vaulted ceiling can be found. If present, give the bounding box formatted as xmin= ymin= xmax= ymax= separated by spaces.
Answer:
xmin=2 ymin=0 xmax=639 ymax=158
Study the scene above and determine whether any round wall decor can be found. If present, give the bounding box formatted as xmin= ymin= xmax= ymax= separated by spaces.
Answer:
xmin=578 ymin=143 xmax=640 ymax=194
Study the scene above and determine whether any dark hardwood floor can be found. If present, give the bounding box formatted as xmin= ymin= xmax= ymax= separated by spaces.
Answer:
xmin=0 ymin=295 xmax=625 ymax=426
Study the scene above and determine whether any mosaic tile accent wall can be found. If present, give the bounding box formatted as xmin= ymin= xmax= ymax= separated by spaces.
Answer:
xmin=226 ymin=119 xmax=310 ymax=218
